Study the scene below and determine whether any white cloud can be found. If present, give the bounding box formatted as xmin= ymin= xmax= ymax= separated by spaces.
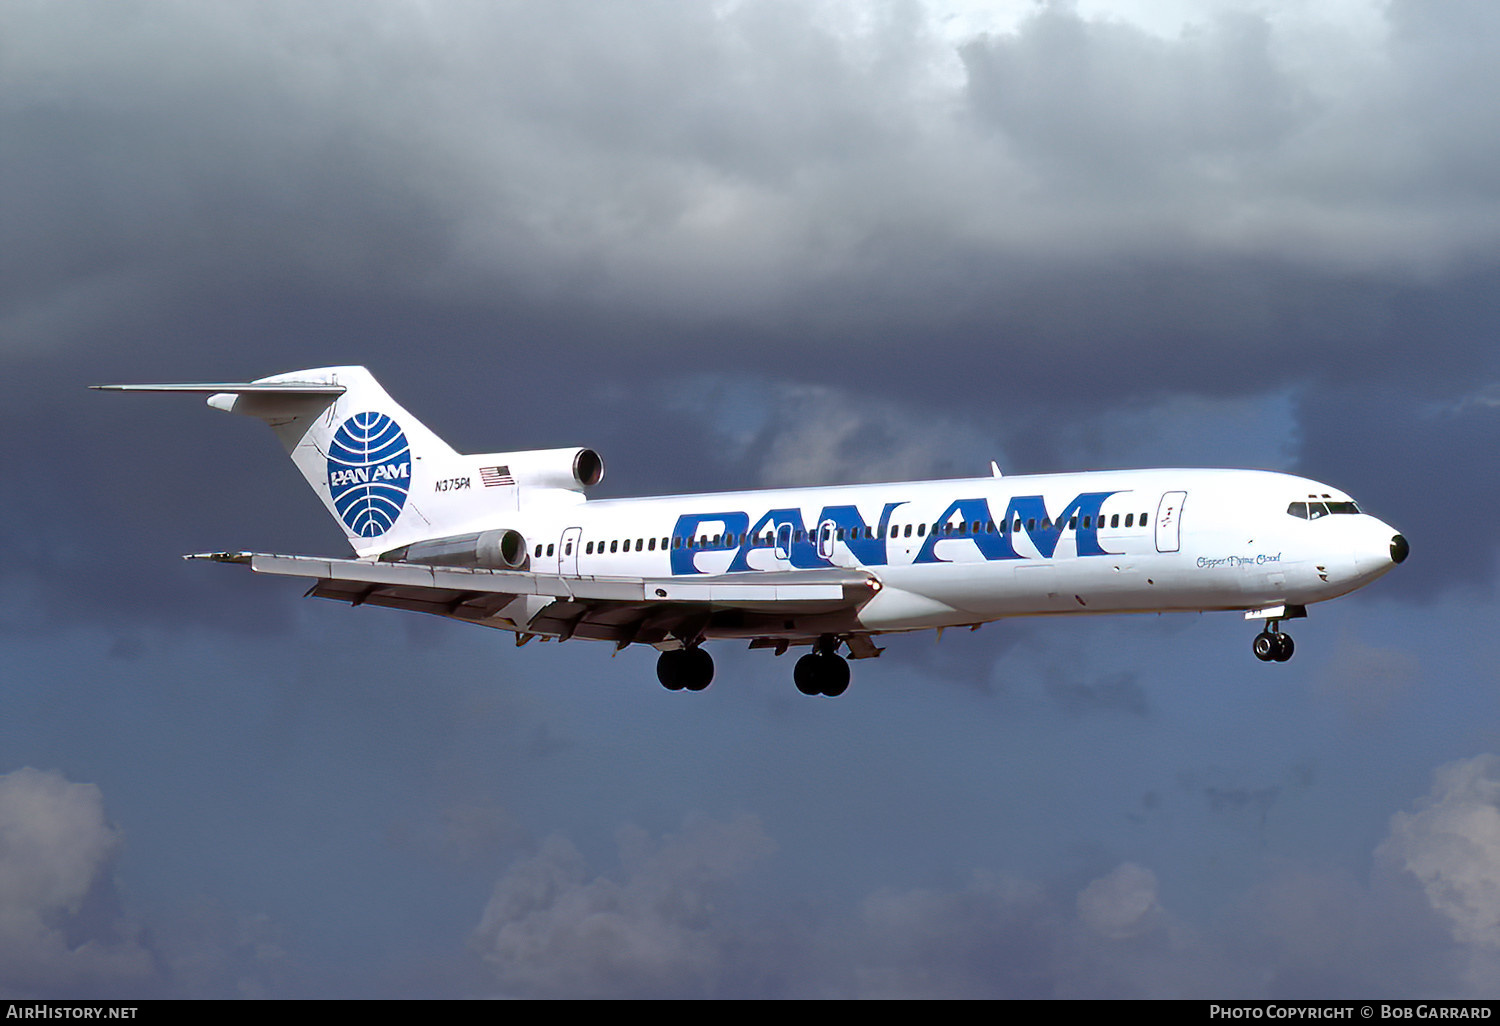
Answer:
xmin=0 ymin=767 xmax=152 ymax=995
xmin=1077 ymin=862 xmax=1161 ymax=939
xmin=1379 ymin=754 xmax=1500 ymax=948
xmin=472 ymin=813 xmax=775 ymax=998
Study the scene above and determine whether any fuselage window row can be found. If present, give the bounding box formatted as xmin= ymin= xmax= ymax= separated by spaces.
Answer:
xmin=567 ymin=509 xmax=1155 ymax=563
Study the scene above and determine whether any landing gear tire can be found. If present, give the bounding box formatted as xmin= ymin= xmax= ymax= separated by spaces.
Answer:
xmin=656 ymin=649 xmax=685 ymax=690
xmin=794 ymin=652 xmax=850 ymax=697
xmin=657 ymin=647 xmax=714 ymax=691
xmin=1272 ymin=633 xmax=1294 ymax=662
xmin=1253 ymin=631 xmax=1294 ymax=663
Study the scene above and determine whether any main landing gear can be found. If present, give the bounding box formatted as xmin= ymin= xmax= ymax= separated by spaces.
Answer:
xmin=794 ymin=636 xmax=850 ymax=697
xmin=655 ymin=635 xmax=854 ymax=696
xmin=656 ymin=646 xmax=714 ymax=691
xmin=1252 ymin=627 xmax=1295 ymax=662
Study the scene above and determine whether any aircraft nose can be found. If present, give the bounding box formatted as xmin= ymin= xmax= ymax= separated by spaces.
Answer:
xmin=1390 ymin=533 xmax=1409 ymax=565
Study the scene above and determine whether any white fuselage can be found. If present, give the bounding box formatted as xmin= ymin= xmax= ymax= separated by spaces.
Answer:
xmin=480 ymin=467 xmax=1400 ymax=641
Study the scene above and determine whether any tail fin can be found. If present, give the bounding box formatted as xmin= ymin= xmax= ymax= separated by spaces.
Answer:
xmin=95 ymin=366 xmax=456 ymax=557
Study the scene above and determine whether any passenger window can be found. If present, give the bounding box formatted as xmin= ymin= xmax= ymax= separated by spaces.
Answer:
xmin=534 ymin=544 xmax=543 ymax=557
xmin=917 ymin=524 xmax=926 ymax=537
xmin=1026 ymin=519 xmax=1036 ymax=531
xmin=610 ymin=540 xmax=618 ymax=553
xmin=1069 ymin=516 xmax=1077 ymax=529
xmin=565 ymin=542 xmax=573 ymax=555
xmin=546 ymin=544 xmax=555 ymax=556
xmin=1140 ymin=513 xmax=1149 ymax=526
xmin=1125 ymin=514 xmax=1134 ymax=528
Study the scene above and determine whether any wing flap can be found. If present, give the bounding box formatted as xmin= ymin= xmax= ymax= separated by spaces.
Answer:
xmin=190 ymin=551 xmax=874 ymax=609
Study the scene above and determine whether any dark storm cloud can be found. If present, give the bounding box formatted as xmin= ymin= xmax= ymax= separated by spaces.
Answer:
xmin=962 ymin=9 xmax=1305 ymax=193
xmin=6 ymin=0 xmax=1495 ymax=452
xmin=10 ymin=1 xmax=1499 ymax=397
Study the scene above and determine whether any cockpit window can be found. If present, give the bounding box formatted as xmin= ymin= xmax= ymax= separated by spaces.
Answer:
xmin=1289 ymin=499 xmax=1362 ymax=519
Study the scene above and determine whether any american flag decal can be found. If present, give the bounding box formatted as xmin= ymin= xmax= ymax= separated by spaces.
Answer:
xmin=480 ymin=465 xmax=514 ymax=487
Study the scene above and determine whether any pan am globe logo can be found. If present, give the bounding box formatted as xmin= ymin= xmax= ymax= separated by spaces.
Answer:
xmin=327 ymin=412 xmax=412 ymax=537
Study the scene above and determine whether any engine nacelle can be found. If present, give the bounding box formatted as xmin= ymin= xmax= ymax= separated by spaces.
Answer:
xmin=497 ymin=447 xmax=604 ymax=492
xmin=382 ymin=528 xmax=528 ymax=569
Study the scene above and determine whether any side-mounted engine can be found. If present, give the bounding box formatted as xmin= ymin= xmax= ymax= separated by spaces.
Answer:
xmin=381 ymin=528 xmax=529 ymax=569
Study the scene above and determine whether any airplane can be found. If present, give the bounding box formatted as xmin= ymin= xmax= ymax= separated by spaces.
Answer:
xmin=94 ymin=366 xmax=1408 ymax=696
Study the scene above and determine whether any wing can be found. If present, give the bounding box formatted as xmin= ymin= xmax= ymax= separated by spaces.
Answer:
xmin=190 ymin=552 xmax=879 ymax=648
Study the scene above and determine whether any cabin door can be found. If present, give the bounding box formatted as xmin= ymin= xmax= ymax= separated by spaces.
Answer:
xmin=1155 ymin=491 xmax=1187 ymax=553
xmin=560 ymin=527 xmax=582 ymax=575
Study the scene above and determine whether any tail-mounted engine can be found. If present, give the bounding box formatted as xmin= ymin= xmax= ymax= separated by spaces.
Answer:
xmin=497 ymin=447 xmax=604 ymax=492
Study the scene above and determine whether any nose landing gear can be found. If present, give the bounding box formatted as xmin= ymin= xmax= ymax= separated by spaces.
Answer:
xmin=1246 ymin=604 xmax=1305 ymax=663
xmin=1252 ymin=627 xmax=1294 ymax=662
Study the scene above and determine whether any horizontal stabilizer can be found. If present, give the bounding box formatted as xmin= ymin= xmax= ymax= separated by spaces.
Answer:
xmin=90 ymin=382 xmax=346 ymax=395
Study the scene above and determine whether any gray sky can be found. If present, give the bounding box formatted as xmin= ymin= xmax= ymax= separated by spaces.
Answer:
xmin=4 ymin=0 xmax=1500 ymax=997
